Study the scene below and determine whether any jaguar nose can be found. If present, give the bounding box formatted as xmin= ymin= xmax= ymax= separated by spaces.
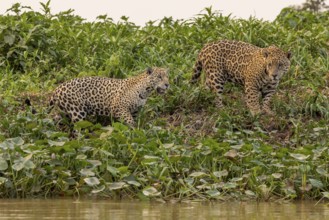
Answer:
xmin=165 ymin=83 xmax=169 ymax=89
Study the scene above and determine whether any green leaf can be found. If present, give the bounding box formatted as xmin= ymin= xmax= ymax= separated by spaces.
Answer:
xmin=76 ymin=154 xmax=87 ymax=160
xmin=84 ymin=177 xmax=100 ymax=186
xmin=316 ymin=167 xmax=329 ymax=177
xmin=74 ymin=120 xmax=94 ymax=129
xmin=189 ymin=171 xmax=207 ymax=178
xmin=271 ymin=173 xmax=282 ymax=179
xmin=91 ymin=185 xmax=106 ymax=194
xmin=108 ymin=182 xmax=126 ymax=190
xmin=127 ymin=180 xmax=141 ymax=187
xmin=142 ymin=186 xmax=161 ymax=197
xmin=4 ymin=34 xmax=15 ymax=45
xmin=88 ymin=160 xmax=102 ymax=167
xmin=0 ymin=177 xmax=7 ymax=185
xmin=245 ymin=190 xmax=256 ymax=197
xmin=10 ymin=137 xmax=24 ymax=146
xmin=0 ymin=159 xmax=8 ymax=171
xmin=48 ymin=140 xmax=66 ymax=147
xmin=322 ymin=192 xmax=329 ymax=199
xmin=0 ymin=141 xmax=14 ymax=150
xmin=289 ymin=153 xmax=310 ymax=161
xmin=309 ymin=179 xmax=323 ymax=188
xmin=206 ymin=189 xmax=220 ymax=197
xmin=213 ymin=170 xmax=228 ymax=178
xmin=80 ymin=169 xmax=95 ymax=176
xmin=107 ymin=166 xmax=119 ymax=176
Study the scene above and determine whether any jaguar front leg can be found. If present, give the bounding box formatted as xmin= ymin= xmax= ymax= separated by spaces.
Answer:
xmin=112 ymin=107 xmax=135 ymax=127
xmin=245 ymin=82 xmax=262 ymax=116
xmin=261 ymin=84 xmax=277 ymax=115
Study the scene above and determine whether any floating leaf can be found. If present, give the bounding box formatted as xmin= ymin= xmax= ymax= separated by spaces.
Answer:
xmin=289 ymin=153 xmax=310 ymax=161
xmin=84 ymin=177 xmax=100 ymax=186
xmin=108 ymin=182 xmax=126 ymax=190
xmin=142 ymin=186 xmax=161 ymax=197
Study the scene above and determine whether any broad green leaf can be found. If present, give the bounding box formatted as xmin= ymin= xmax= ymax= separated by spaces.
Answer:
xmin=224 ymin=149 xmax=238 ymax=158
xmin=10 ymin=137 xmax=24 ymax=146
xmin=309 ymin=179 xmax=323 ymax=188
xmin=76 ymin=154 xmax=87 ymax=160
xmin=322 ymin=192 xmax=329 ymax=199
xmin=80 ymin=169 xmax=95 ymax=177
xmin=0 ymin=141 xmax=14 ymax=150
xmin=92 ymin=185 xmax=106 ymax=193
xmin=108 ymin=182 xmax=126 ymax=190
xmin=213 ymin=170 xmax=228 ymax=178
xmin=127 ymin=180 xmax=141 ymax=187
xmin=289 ymin=153 xmax=310 ymax=161
xmin=74 ymin=120 xmax=94 ymax=129
xmin=142 ymin=186 xmax=161 ymax=197
xmin=316 ymin=167 xmax=329 ymax=177
xmin=48 ymin=140 xmax=66 ymax=147
xmin=84 ymin=177 xmax=100 ymax=186
xmin=189 ymin=171 xmax=207 ymax=178
xmin=87 ymin=160 xmax=102 ymax=166
xmin=162 ymin=143 xmax=174 ymax=149
xmin=245 ymin=190 xmax=256 ymax=197
xmin=0 ymin=177 xmax=7 ymax=184
xmin=206 ymin=189 xmax=220 ymax=197
xmin=0 ymin=159 xmax=8 ymax=171
xmin=4 ymin=34 xmax=15 ymax=45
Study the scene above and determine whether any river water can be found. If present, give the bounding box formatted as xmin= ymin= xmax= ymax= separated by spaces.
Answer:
xmin=0 ymin=199 xmax=328 ymax=219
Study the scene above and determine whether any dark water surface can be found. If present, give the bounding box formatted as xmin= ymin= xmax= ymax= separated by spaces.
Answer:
xmin=0 ymin=199 xmax=328 ymax=220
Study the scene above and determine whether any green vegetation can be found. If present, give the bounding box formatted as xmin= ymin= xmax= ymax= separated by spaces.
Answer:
xmin=1 ymin=2 xmax=329 ymax=201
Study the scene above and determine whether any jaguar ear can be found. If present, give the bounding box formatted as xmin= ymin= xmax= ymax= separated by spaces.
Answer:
xmin=146 ymin=67 xmax=153 ymax=75
xmin=262 ymin=49 xmax=269 ymax=58
xmin=287 ymin=51 xmax=292 ymax=60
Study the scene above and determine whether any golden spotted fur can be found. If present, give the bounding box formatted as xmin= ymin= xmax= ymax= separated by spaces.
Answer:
xmin=191 ymin=40 xmax=291 ymax=115
xmin=49 ymin=67 xmax=169 ymax=126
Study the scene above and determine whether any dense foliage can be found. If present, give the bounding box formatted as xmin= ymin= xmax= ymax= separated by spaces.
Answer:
xmin=1 ymin=2 xmax=329 ymax=201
